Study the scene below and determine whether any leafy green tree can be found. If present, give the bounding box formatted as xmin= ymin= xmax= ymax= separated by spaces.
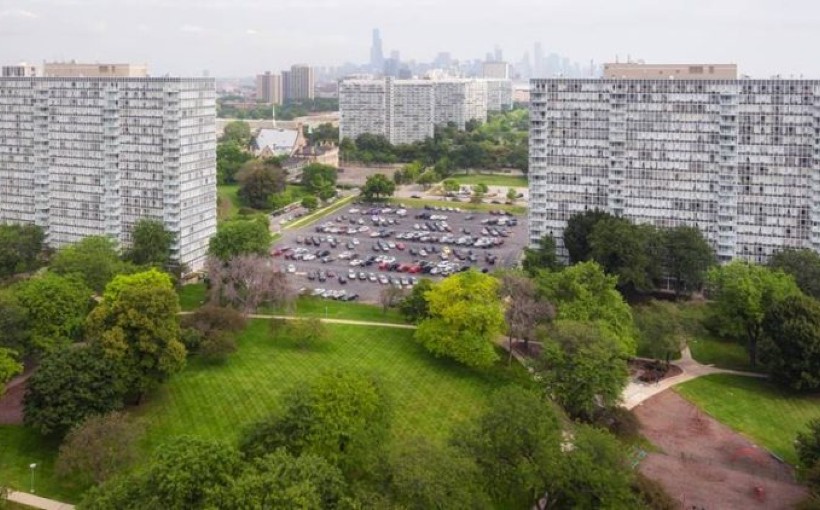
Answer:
xmin=361 ymin=173 xmax=396 ymax=201
xmin=523 ymin=235 xmax=561 ymax=275
xmin=0 ymin=290 xmax=30 ymax=354
xmin=301 ymin=195 xmax=319 ymax=210
xmin=0 ymin=348 xmax=22 ymax=397
xmin=499 ymin=272 xmax=555 ymax=361
xmin=769 ymin=248 xmax=820 ymax=300
xmin=0 ymin=224 xmax=44 ymax=278
xmin=23 ymin=345 xmax=127 ymax=436
xmin=761 ymin=294 xmax=820 ymax=391
xmin=16 ymin=273 xmax=92 ymax=352
xmin=85 ymin=269 xmax=186 ymax=401
xmin=634 ymin=300 xmax=684 ymax=362
xmin=453 ymin=386 xmax=562 ymax=509
xmin=533 ymin=321 xmax=629 ymax=420
xmin=279 ymin=318 xmax=329 ymax=350
xmin=442 ymin=179 xmax=460 ymax=193
xmin=221 ymin=120 xmax=252 ymax=146
xmin=417 ymin=169 xmax=439 ymax=188
xmin=399 ymin=278 xmax=434 ymax=323
xmin=414 ymin=270 xmax=505 ymax=368
xmin=506 ymin=187 xmax=518 ymax=202
xmin=237 ymin=159 xmax=287 ymax=209
xmin=216 ymin=141 xmax=253 ymax=184
xmin=797 ymin=419 xmax=820 ymax=474
xmin=239 ymin=370 xmax=390 ymax=476
xmin=389 ymin=437 xmax=491 ymax=510
xmin=301 ymin=163 xmax=338 ymax=196
xmin=51 ymin=236 xmax=135 ymax=293
xmin=707 ymin=262 xmax=801 ymax=366
xmin=537 ymin=261 xmax=636 ymax=356
xmin=208 ymin=218 xmax=271 ymax=261
xmin=662 ymin=226 xmax=715 ymax=296
xmin=563 ymin=209 xmax=615 ymax=263
xmin=125 ymin=219 xmax=174 ymax=267
xmin=472 ymin=182 xmax=489 ymax=194
xmin=590 ymin=218 xmax=661 ymax=294
xmin=306 ymin=122 xmax=340 ymax=145
xmin=56 ymin=411 xmax=142 ymax=484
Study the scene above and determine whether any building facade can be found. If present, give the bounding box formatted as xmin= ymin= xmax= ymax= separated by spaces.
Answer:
xmin=603 ymin=63 xmax=738 ymax=80
xmin=256 ymin=72 xmax=283 ymax=104
xmin=483 ymin=61 xmax=510 ymax=80
xmin=0 ymin=77 xmax=216 ymax=271
xmin=2 ymin=64 xmax=37 ymax=77
xmin=43 ymin=62 xmax=148 ymax=77
xmin=389 ymin=79 xmax=435 ymax=144
xmin=283 ymin=65 xmax=315 ymax=101
xmin=529 ymin=78 xmax=820 ymax=263
xmin=339 ymin=79 xmax=387 ymax=141
xmin=485 ymin=79 xmax=514 ymax=111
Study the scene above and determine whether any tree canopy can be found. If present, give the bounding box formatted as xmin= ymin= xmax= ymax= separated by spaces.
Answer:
xmin=236 ymin=159 xmax=287 ymax=210
xmin=0 ymin=348 xmax=22 ymax=397
xmin=208 ymin=218 xmax=271 ymax=261
xmin=220 ymin=121 xmax=252 ymax=146
xmin=15 ymin=273 xmax=92 ymax=353
xmin=301 ymin=163 xmax=337 ymax=200
xmin=361 ymin=173 xmax=396 ymax=201
xmin=768 ymin=248 xmax=820 ymax=300
xmin=761 ymin=294 xmax=820 ymax=391
xmin=589 ymin=219 xmax=660 ymax=294
xmin=563 ymin=209 xmax=614 ymax=264
xmin=522 ymin=235 xmax=561 ymax=275
xmin=399 ymin=278 xmax=434 ymax=323
xmin=125 ymin=219 xmax=174 ymax=267
xmin=662 ymin=226 xmax=715 ymax=295
xmin=216 ymin=141 xmax=253 ymax=185
xmin=414 ymin=270 xmax=505 ymax=368
xmin=633 ymin=300 xmax=684 ymax=361
xmin=0 ymin=224 xmax=44 ymax=279
xmin=50 ymin=236 xmax=134 ymax=293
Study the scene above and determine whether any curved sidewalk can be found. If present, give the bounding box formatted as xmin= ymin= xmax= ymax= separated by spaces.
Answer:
xmin=623 ymin=347 xmax=765 ymax=410
xmin=8 ymin=491 xmax=74 ymax=510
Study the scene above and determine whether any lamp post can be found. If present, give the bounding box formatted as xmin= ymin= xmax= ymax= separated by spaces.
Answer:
xmin=29 ymin=463 xmax=36 ymax=493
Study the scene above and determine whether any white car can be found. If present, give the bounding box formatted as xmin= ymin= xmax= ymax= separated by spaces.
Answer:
xmin=352 ymin=238 xmax=360 ymax=245
xmin=368 ymin=273 xmax=377 ymax=282
xmin=378 ymin=275 xmax=389 ymax=285
xmin=358 ymin=226 xmax=370 ymax=232
xmin=286 ymin=264 xmax=296 ymax=273
xmin=348 ymin=208 xmax=360 ymax=214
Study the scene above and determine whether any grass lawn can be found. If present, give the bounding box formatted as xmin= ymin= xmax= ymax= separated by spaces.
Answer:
xmin=217 ymin=184 xmax=243 ymax=221
xmin=388 ymin=197 xmax=527 ymax=215
xmin=137 ymin=320 xmax=527 ymax=451
xmin=676 ymin=301 xmax=762 ymax=372
xmin=284 ymin=194 xmax=357 ymax=230
xmin=178 ymin=283 xmax=207 ymax=311
xmin=676 ymin=374 xmax=820 ymax=465
xmin=451 ymin=173 xmax=528 ymax=188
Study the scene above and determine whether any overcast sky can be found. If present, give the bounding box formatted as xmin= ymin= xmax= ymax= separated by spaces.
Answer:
xmin=0 ymin=0 xmax=817 ymax=78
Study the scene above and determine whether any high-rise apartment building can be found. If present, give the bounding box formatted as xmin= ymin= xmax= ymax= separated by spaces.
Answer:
xmin=433 ymin=80 xmax=487 ymax=130
xmin=483 ymin=61 xmax=510 ymax=80
xmin=43 ymin=61 xmax=148 ymax=77
xmin=0 ymin=77 xmax=216 ymax=271
xmin=370 ymin=29 xmax=384 ymax=72
xmin=485 ymin=79 xmax=514 ymax=111
xmin=2 ymin=63 xmax=37 ymax=77
xmin=529 ymin=77 xmax=820 ymax=263
xmin=389 ymin=79 xmax=434 ymax=144
xmin=283 ymin=65 xmax=315 ymax=101
xmin=339 ymin=79 xmax=387 ymax=141
xmin=256 ymin=71 xmax=283 ymax=104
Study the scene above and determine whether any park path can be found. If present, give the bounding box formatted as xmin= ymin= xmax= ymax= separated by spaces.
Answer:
xmin=8 ymin=491 xmax=74 ymax=510
xmin=178 ymin=311 xmax=417 ymax=330
xmin=623 ymin=346 xmax=766 ymax=410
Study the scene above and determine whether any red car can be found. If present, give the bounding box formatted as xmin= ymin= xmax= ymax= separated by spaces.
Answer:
xmin=396 ymin=242 xmax=406 ymax=250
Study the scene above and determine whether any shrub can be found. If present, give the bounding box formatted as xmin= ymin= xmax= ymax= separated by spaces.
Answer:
xmin=594 ymin=407 xmax=642 ymax=441
xmin=631 ymin=472 xmax=677 ymax=510
xmin=199 ymin=332 xmax=237 ymax=363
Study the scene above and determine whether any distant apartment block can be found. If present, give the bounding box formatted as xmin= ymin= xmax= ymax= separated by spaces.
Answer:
xmin=339 ymin=79 xmax=387 ymax=141
xmin=603 ymin=63 xmax=738 ymax=80
xmin=483 ymin=61 xmax=510 ymax=80
xmin=2 ymin=63 xmax=37 ymax=77
xmin=0 ymin=77 xmax=216 ymax=271
xmin=283 ymin=65 xmax=315 ymax=101
xmin=433 ymin=79 xmax=487 ymax=130
xmin=43 ymin=61 xmax=149 ymax=78
xmin=529 ymin=77 xmax=820 ymax=264
xmin=256 ymin=71 xmax=283 ymax=104
xmin=390 ymin=80 xmax=435 ymax=144
xmin=485 ymin=79 xmax=514 ymax=112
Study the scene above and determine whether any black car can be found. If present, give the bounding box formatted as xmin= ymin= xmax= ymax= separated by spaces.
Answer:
xmin=338 ymin=276 xmax=347 ymax=284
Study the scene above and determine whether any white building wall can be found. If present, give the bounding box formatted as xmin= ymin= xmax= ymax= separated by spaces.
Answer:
xmin=387 ymin=79 xmax=434 ymax=145
xmin=339 ymin=79 xmax=387 ymax=141
xmin=485 ymin=79 xmax=514 ymax=111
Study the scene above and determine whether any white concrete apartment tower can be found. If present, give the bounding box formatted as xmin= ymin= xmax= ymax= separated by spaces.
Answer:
xmin=529 ymin=76 xmax=820 ymax=264
xmin=0 ymin=77 xmax=217 ymax=272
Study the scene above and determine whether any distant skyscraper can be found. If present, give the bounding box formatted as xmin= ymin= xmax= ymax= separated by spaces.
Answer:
xmin=256 ymin=71 xmax=283 ymax=104
xmin=533 ymin=42 xmax=544 ymax=77
xmin=370 ymin=29 xmax=384 ymax=71
xmin=493 ymin=45 xmax=503 ymax=62
xmin=483 ymin=61 xmax=510 ymax=79
xmin=283 ymin=65 xmax=314 ymax=101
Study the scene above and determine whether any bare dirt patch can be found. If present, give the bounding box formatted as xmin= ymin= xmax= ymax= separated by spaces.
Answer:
xmin=634 ymin=390 xmax=807 ymax=509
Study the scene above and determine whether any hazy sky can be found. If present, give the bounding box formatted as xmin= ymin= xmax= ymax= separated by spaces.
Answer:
xmin=1 ymin=0 xmax=817 ymax=78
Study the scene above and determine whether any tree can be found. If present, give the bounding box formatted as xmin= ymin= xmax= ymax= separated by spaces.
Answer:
xmin=301 ymin=195 xmax=319 ymax=210
xmin=239 ymin=370 xmax=391 ymax=476
xmin=536 ymin=261 xmax=636 ymax=356
xmin=278 ymin=318 xmax=329 ymax=350
xmin=208 ymin=218 xmax=271 ymax=261
xmin=237 ymin=159 xmax=287 ymax=209
xmin=453 ymin=386 xmax=562 ymax=509
xmin=206 ymin=255 xmax=294 ymax=314
xmin=707 ymin=262 xmax=800 ymax=366
xmin=23 ymin=345 xmax=127 ymax=436
xmin=414 ymin=270 xmax=505 ymax=369
xmin=417 ymin=169 xmax=439 ymax=188
xmin=216 ymin=141 xmax=253 ymax=184
xmin=472 ymin=182 xmax=489 ymax=194
xmin=506 ymin=187 xmax=518 ymax=202
xmin=563 ymin=209 xmax=615 ymax=264
xmin=0 ymin=224 xmax=44 ymax=279
xmin=389 ymin=437 xmax=491 ymax=510
xmin=15 ymin=273 xmax=92 ymax=353
xmin=761 ymin=295 xmax=820 ymax=391
xmin=442 ymin=179 xmax=460 ymax=193
xmin=221 ymin=120 xmax=252 ymax=146
xmin=589 ymin=218 xmax=661 ymax=294
xmin=0 ymin=291 xmax=28 ymax=354
xmin=533 ymin=320 xmax=629 ymax=420
xmin=399 ymin=278 xmax=434 ymax=323
xmin=379 ymin=285 xmax=405 ymax=313
xmin=499 ymin=272 xmax=555 ymax=362
xmin=51 ymin=236 xmax=135 ymax=293
xmin=361 ymin=173 xmax=396 ymax=201
xmin=0 ymin=348 xmax=22 ymax=397
xmin=797 ymin=419 xmax=820 ymax=474
xmin=56 ymin=411 xmax=142 ymax=484
xmin=662 ymin=226 xmax=715 ymax=296
xmin=85 ymin=269 xmax=186 ymax=401
xmin=633 ymin=300 xmax=684 ymax=362
xmin=769 ymin=248 xmax=820 ymax=300
xmin=181 ymin=305 xmax=246 ymax=341
xmin=301 ymin=163 xmax=338 ymax=196
xmin=125 ymin=219 xmax=174 ymax=267
xmin=523 ymin=235 xmax=561 ymax=275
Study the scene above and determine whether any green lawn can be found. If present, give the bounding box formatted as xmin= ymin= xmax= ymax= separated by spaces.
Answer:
xmin=217 ymin=184 xmax=242 ymax=221
xmin=284 ymin=194 xmax=357 ymax=230
xmin=178 ymin=283 xmax=207 ymax=311
xmin=676 ymin=302 xmax=762 ymax=372
xmin=451 ymin=173 xmax=528 ymax=188
xmin=676 ymin=374 xmax=820 ymax=465
xmin=137 ymin=320 xmax=526 ymax=451
xmin=389 ymin=197 xmax=527 ymax=215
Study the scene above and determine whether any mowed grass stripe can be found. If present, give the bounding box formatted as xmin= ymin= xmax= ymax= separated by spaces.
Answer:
xmin=676 ymin=373 xmax=820 ymax=465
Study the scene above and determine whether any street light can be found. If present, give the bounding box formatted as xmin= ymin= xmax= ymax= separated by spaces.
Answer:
xmin=29 ymin=463 xmax=36 ymax=493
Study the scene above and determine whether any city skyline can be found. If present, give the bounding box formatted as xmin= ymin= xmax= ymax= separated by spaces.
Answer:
xmin=1 ymin=0 xmax=818 ymax=78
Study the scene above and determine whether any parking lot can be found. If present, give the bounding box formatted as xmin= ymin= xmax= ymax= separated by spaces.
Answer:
xmin=272 ymin=202 xmax=529 ymax=303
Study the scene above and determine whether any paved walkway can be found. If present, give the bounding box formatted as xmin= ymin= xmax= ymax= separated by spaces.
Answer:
xmin=8 ymin=491 xmax=74 ymax=510
xmin=623 ymin=346 xmax=766 ymax=410
xmin=178 ymin=311 xmax=417 ymax=330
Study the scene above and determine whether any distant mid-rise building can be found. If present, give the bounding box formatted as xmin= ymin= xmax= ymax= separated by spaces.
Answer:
xmin=283 ymin=64 xmax=315 ymax=101
xmin=389 ymin=79 xmax=435 ymax=145
xmin=2 ymin=63 xmax=37 ymax=77
xmin=339 ymin=79 xmax=388 ymax=142
xmin=603 ymin=62 xmax=738 ymax=80
xmin=43 ymin=61 xmax=148 ymax=77
xmin=434 ymin=79 xmax=487 ymax=130
xmin=485 ymin=79 xmax=514 ymax=111
xmin=256 ymin=71 xmax=283 ymax=104
xmin=0 ymin=76 xmax=216 ymax=271
xmin=483 ymin=61 xmax=510 ymax=80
